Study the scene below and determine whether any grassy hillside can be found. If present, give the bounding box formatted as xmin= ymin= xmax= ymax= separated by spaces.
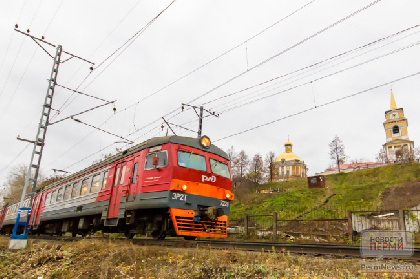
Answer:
xmin=230 ymin=163 xmax=420 ymax=220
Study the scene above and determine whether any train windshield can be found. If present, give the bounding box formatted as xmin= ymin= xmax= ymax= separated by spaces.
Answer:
xmin=177 ymin=151 xmax=206 ymax=171
xmin=210 ymin=159 xmax=230 ymax=179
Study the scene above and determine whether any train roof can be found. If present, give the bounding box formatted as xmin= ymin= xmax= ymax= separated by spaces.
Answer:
xmin=42 ymin=135 xmax=229 ymax=191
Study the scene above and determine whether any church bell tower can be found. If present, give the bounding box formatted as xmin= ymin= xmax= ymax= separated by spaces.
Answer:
xmin=382 ymin=90 xmax=414 ymax=162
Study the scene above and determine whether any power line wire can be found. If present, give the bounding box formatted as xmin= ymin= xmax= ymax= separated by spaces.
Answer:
xmin=202 ymin=24 xmax=420 ymax=107
xmin=216 ymin=40 xmax=420 ymax=114
xmin=186 ymin=0 xmax=384 ymax=106
xmin=215 ymin=71 xmax=420 ymax=142
xmin=209 ymin=35 xmax=420 ymax=114
xmin=126 ymin=0 xmax=385 ymax=142
xmin=43 ymin=0 xmax=64 ymax=35
xmin=54 ymin=0 xmax=177 ymax=117
xmin=0 ymin=37 xmax=26 ymax=101
xmin=0 ymin=143 xmax=31 ymax=176
xmin=0 ymin=46 xmax=38 ymax=122
xmin=40 ymin=0 xmax=383 ymax=172
xmin=127 ymin=0 xmax=318 ymax=126
xmin=72 ymin=118 xmax=133 ymax=143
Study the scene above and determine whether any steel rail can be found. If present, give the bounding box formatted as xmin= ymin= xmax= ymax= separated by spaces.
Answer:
xmin=17 ymin=236 xmax=420 ymax=260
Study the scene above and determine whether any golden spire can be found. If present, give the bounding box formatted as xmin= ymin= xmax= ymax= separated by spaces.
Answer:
xmin=390 ymin=89 xmax=397 ymax=110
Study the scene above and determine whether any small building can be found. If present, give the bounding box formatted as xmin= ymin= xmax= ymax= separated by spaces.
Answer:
xmin=273 ymin=139 xmax=307 ymax=181
xmin=307 ymin=175 xmax=325 ymax=188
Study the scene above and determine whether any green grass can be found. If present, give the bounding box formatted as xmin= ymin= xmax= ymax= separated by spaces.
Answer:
xmin=231 ymin=163 xmax=420 ymax=220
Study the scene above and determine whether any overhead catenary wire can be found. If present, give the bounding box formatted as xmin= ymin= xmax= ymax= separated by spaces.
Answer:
xmin=28 ymin=0 xmax=44 ymax=27
xmin=40 ymin=0 xmax=383 ymax=173
xmin=127 ymin=0 xmax=318 ymax=126
xmin=122 ymin=0 xmax=387 ymax=142
xmin=206 ymin=36 xmax=420 ymax=115
xmin=215 ymin=40 xmax=420 ymax=114
xmin=49 ymin=100 xmax=116 ymax=126
xmin=185 ymin=0 xmax=384 ymax=106
xmin=202 ymin=24 xmax=420 ymax=107
xmin=49 ymin=0 xmax=144 ymax=122
xmin=48 ymin=0 xmax=318 ymax=156
xmin=43 ymin=0 xmax=64 ymax=35
xmin=55 ymin=84 xmax=110 ymax=102
xmin=0 ymin=45 xmax=38 ymax=122
xmin=72 ymin=118 xmax=133 ymax=143
xmin=215 ymin=71 xmax=420 ymax=142
xmin=53 ymin=0 xmax=177 ymax=118
xmin=0 ymin=37 xmax=26 ymax=101
xmin=0 ymin=143 xmax=31 ymax=176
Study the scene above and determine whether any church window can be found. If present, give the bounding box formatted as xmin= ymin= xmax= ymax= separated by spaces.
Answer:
xmin=392 ymin=125 xmax=399 ymax=134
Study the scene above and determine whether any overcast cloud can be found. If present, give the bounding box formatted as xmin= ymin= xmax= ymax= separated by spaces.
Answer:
xmin=0 ymin=0 xmax=419 ymax=188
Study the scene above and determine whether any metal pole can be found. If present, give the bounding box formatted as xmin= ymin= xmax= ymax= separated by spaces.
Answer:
xmin=273 ymin=212 xmax=277 ymax=240
xmin=197 ymin=106 xmax=203 ymax=138
xmin=244 ymin=214 xmax=249 ymax=239
xmin=347 ymin=210 xmax=353 ymax=241
xmin=19 ymin=45 xmax=62 ymax=207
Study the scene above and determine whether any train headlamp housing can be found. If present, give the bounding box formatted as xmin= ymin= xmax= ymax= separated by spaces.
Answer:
xmin=181 ymin=185 xmax=188 ymax=191
xmin=225 ymin=192 xmax=234 ymax=201
xmin=199 ymin=135 xmax=211 ymax=148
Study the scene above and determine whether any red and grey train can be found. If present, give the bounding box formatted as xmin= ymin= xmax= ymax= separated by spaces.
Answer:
xmin=0 ymin=135 xmax=234 ymax=240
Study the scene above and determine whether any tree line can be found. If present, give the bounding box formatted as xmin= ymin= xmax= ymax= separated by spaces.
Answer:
xmin=227 ymin=147 xmax=277 ymax=184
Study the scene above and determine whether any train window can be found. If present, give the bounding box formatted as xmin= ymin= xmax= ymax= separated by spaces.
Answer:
xmin=45 ymin=192 xmax=51 ymax=205
xmin=71 ymin=182 xmax=79 ymax=198
xmin=101 ymin=171 xmax=108 ymax=190
xmin=114 ymin=167 xmax=121 ymax=186
xmin=177 ymin=151 xmax=206 ymax=171
xmin=56 ymin=187 xmax=64 ymax=202
xmin=145 ymin=151 xmax=168 ymax=170
xmin=119 ymin=165 xmax=127 ymax=185
xmin=80 ymin=179 xmax=89 ymax=195
xmin=90 ymin=174 xmax=101 ymax=193
xmin=131 ymin=162 xmax=138 ymax=184
xmin=51 ymin=190 xmax=58 ymax=204
xmin=210 ymin=159 xmax=231 ymax=179
xmin=64 ymin=184 xmax=72 ymax=200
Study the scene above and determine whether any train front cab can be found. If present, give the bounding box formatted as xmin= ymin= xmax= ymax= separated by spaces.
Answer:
xmin=166 ymin=137 xmax=234 ymax=239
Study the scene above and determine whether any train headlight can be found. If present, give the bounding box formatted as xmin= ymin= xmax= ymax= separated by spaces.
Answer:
xmin=181 ymin=185 xmax=188 ymax=191
xmin=225 ymin=192 xmax=234 ymax=200
xmin=200 ymin=135 xmax=211 ymax=148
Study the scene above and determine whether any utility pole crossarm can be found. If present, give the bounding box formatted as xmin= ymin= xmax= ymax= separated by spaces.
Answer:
xmin=180 ymin=103 xmax=219 ymax=138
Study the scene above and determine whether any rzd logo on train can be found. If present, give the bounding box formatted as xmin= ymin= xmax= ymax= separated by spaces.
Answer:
xmin=202 ymin=175 xmax=216 ymax=183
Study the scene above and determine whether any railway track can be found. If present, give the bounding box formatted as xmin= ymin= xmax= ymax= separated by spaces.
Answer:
xmin=22 ymin=236 xmax=420 ymax=260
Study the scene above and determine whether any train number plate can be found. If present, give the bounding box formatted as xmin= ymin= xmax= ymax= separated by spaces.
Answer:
xmin=172 ymin=193 xmax=187 ymax=201
xmin=220 ymin=200 xmax=229 ymax=207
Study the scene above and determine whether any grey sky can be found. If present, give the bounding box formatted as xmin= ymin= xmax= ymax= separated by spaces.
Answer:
xmin=0 ymin=0 xmax=419 ymax=188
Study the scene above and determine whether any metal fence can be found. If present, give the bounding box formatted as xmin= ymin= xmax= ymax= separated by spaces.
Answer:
xmin=228 ymin=207 xmax=419 ymax=242
xmin=228 ymin=213 xmax=348 ymax=241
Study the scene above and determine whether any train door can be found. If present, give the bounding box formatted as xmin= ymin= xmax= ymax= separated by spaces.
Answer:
xmin=31 ymin=192 xmax=46 ymax=226
xmin=29 ymin=194 xmax=41 ymax=226
xmin=107 ymin=159 xmax=134 ymax=219
xmin=127 ymin=156 xmax=141 ymax=202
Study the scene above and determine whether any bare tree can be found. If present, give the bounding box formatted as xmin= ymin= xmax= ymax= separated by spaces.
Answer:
xmin=329 ymin=136 xmax=347 ymax=173
xmin=226 ymin=146 xmax=237 ymax=176
xmin=265 ymin=151 xmax=276 ymax=182
xmin=247 ymin=153 xmax=264 ymax=183
xmin=375 ymin=149 xmax=388 ymax=163
xmin=1 ymin=165 xmax=53 ymax=205
xmin=234 ymin=150 xmax=249 ymax=179
xmin=414 ymin=147 xmax=420 ymax=161
xmin=396 ymin=146 xmax=415 ymax=163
